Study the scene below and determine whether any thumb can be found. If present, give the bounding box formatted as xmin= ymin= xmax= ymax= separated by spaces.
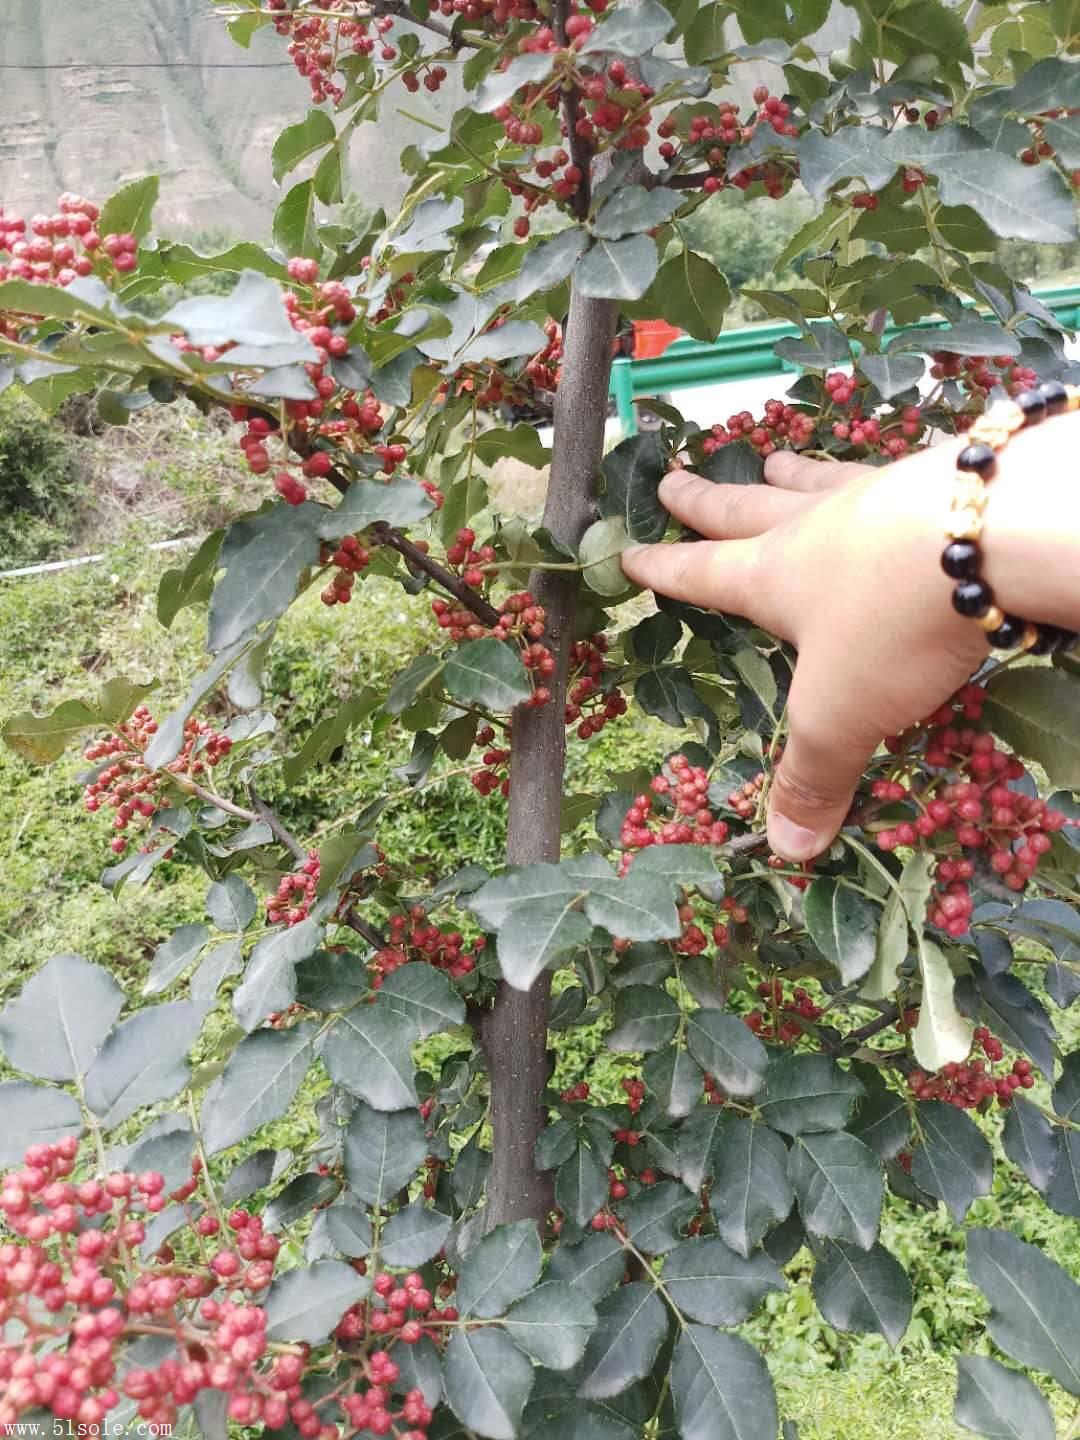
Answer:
xmin=766 ymin=700 xmax=879 ymax=863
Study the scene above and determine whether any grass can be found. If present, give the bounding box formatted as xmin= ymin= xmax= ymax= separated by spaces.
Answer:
xmin=3 ymin=408 xmax=1080 ymax=1438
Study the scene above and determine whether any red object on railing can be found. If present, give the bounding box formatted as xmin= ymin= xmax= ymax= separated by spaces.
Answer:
xmin=632 ymin=319 xmax=682 ymax=359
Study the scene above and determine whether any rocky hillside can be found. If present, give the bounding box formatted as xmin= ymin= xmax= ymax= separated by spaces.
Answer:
xmin=0 ymin=0 xmax=445 ymax=237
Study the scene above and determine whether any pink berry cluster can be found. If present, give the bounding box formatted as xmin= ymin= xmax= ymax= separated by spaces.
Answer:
xmin=701 ymin=401 xmax=817 ymax=460
xmin=619 ymin=754 xmax=732 ymax=858
xmin=907 ymin=1027 xmax=1035 ymax=1109
xmin=657 ymin=86 xmax=800 ymax=198
xmin=319 ymin=532 xmax=372 ymax=606
xmin=266 ymin=849 xmax=322 ymax=927
xmin=875 ymin=683 xmax=1067 ymax=936
xmin=744 ymin=979 xmax=823 ymax=1044
xmin=566 ymin=633 xmax=627 ymax=739
xmin=931 ymin=350 xmax=1041 ymax=408
xmin=264 ymin=0 xmax=398 ymax=104
xmin=374 ymin=906 xmax=483 ymax=982
xmin=83 ymin=705 xmax=232 ymax=858
xmin=720 ymin=770 xmax=766 ymax=820
xmin=825 ymin=372 xmax=924 ymax=457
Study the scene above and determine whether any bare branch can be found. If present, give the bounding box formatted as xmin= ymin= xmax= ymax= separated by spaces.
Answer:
xmin=248 ymin=786 xmax=308 ymax=863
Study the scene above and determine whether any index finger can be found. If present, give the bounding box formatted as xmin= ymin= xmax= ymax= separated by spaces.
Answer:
xmin=620 ymin=537 xmax=763 ymax=622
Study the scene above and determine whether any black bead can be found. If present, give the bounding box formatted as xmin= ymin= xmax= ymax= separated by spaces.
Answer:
xmin=986 ymin=613 xmax=1027 ymax=650
xmin=957 ymin=443 xmax=997 ymax=479
xmin=1032 ymin=623 xmax=1079 ymax=656
xmin=1059 ymin=630 xmax=1080 ymax=654
xmin=1038 ymin=380 xmax=1069 ymax=416
xmin=941 ymin=540 xmax=981 ymax=580
xmin=1016 ymin=388 xmax=1048 ymax=426
xmin=952 ymin=579 xmax=994 ymax=618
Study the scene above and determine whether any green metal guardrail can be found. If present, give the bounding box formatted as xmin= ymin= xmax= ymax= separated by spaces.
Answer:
xmin=609 ymin=282 xmax=1080 ymax=435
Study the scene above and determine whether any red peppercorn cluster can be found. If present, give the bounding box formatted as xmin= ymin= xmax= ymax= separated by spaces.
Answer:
xmin=619 ymin=755 xmax=731 ymax=857
xmin=657 ymin=87 xmax=799 ymax=198
xmin=1019 ymin=105 xmax=1080 ymax=167
xmin=266 ymin=849 xmax=321 ymax=927
xmin=875 ymin=684 xmax=1066 ymax=936
xmin=264 ymin=0 xmax=398 ymax=104
xmin=560 ymin=1080 xmax=591 ymax=1103
xmin=701 ymin=401 xmax=816 ymax=460
xmin=720 ymin=770 xmax=765 ymax=820
xmin=566 ymin=633 xmax=627 ymax=739
xmin=0 ymin=195 xmax=140 ymax=335
xmin=319 ymin=532 xmax=371 ymax=606
xmin=374 ymin=905 xmax=482 ymax=981
xmin=621 ymin=1076 xmax=646 ymax=1113
xmin=703 ymin=1073 xmax=726 ymax=1105
xmin=930 ymin=350 xmax=1040 ymax=406
xmin=825 ymin=373 xmax=923 ymax=457
xmin=83 ymin=705 xmax=232 ymax=858
xmin=608 ymin=1169 xmax=629 ymax=1202
xmin=907 ymin=1027 xmax=1034 ymax=1109
xmin=744 ymin=979 xmax=823 ymax=1044
xmin=403 ymin=63 xmax=448 ymax=95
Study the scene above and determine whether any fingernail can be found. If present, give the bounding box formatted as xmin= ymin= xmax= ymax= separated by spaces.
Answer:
xmin=621 ymin=544 xmax=644 ymax=561
xmin=764 ymin=450 xmax=797 ymax=474
xmin=768 ymin=812 xmax=820 ymax=862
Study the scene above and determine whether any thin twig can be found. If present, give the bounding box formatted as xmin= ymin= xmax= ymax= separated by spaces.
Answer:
xmin=340 ymin=906 xmax=389 ymax=951
xmin=248 ymin=785 xmax=307 ymax=863
xmin=370 ymin=522 xmax=503 ymax=627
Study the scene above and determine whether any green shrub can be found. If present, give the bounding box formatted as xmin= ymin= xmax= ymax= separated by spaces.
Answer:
xmin=0 ymin=390 xmax=85 ymax=568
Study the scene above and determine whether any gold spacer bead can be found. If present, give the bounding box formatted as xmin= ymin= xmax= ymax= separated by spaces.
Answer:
xmin=951 ymin=475 xmax=988 ymax=510
xmin=1067 ymin=385 xmax=1080 ymax=412
xmin=988 ymin=400 xmax=1025 ymax=433
xmin=968 ymin=420 xmax=1011 ymax=449
xmin=976 ymin=605 xmax=1005 ymax=633
xmin=946 ymin=509 xmax=984 ymax=540
xmin=1021 ymin=623 xmax=1040 ymax=651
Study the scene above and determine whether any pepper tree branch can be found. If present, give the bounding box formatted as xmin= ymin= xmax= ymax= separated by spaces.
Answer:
xmin=553 ymin=0 xmax=594 ymax=219
xmin=248 ymin=785 xmax=307 ymax=863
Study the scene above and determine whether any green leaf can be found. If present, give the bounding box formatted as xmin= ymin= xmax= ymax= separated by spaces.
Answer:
xmin=145 ymin=924 xmax=209 ymax=997
xmin=656 ymin=249 xmax=731 ymax=343
xmin=913 ymin=938 xmax=973 ymax=1072
xmin=263 ymin=1171 xmax=339 ymax=1231
xmin=757 ymin=1053 xmax=864 ymax=1136
xmin=473 ymin=425 xmax=551 ymax=468
xmin=983 ymin=666 xmax=1080 ymax=788
xmin=967 ymin=1228 xmax=1080 ymax=1395
xmin=272 ymin=110 xmax=336 ymax=185
xmin=606 ymin=984 xmax=681 ymax=1052
xmin=954 ymin=1355 xmax=1056 ymax=1440
xmin=581 ymin=0 xmax=672 ymax=53
xmin=443 ymin=1327 xmax=534 ymax=1440
xmin=263 ymin=1259 xmax=370 ymax=1344
xmin=457 ymin=1220 xmax=542 ymax=1318
xmin=849 ymin=1089 xmax=910 ymax=1162
xmin=344 ymin=1103 xmax=427 ymax=1208
xmin=890 ymin=319 xmax=1020 ymax=360
xmin=578 ymin=1283 xmax=669 ymax=1400
xmin=323 ymin=1000 xmax=418 ymax=1110
xmin=861 ymin=852 xmax=933 ymax=1001
xmin=381 ymin=1204 xmax=453 ymax=1267
xmin=380 ymin=964 xmax=466 ymax=1038
xmin=796 ymin=127 xmax=894 ymax=203
xmin=0 ymin=953 xmax=124 ymax=1082
xmin=3 ymin=677 xmax=158 ymax=765
xmin=881 ymin=0 xmax=972 ymax=64
xmin=84 ymin=1001 xmax=201 ymax=1128
xmin=324 ymin=1205 xmax=373 ymax=1258
xmin=622 ymin=1182 xmax=697 ymax=1255
xmin=207 ymin=502 xmax=323 ymax=653
xmin=99 ymin=175 xmax=160 ymax=242
xmin=644 ymin=1046 xmax=703 ymax=1120
xmin=164 ymin=271 xmax=311 ymax=352
xmin=710 ymin=1115 xmax=794 ymax=1257
xmin=0 ymin=1082 xmax=83 ymax=1168
xmin=663 ymin=1236 xmax=784 ymax=1325
xmin=232 ymin=918 xmax=322 ymax=1033
xmin=934 ymin=152 xmax=1078 ymax=242
xmin=318 ymin=473 xmax=434 ymax=540
xmin=460 ymin=321 xmax=549 ymax=366
xmin=805 ymin=878 xmax=878 ymax=985
xmin=207 ymin=877 xmax=257 ymax=935
xmin=671 ymin=1326 xmax=778 ymax=1440
xmin=580 ymin=517 xmax=634 ymax=595
xmin=910 ymin=1102 xmax=993 ymax=1222
xmin=576 ymin=236 xmax=659 ymax=301
xmin=1002 ymin=1096 xmax=1058 ymax=1193
xmin=159 ymin=241 xmax=288 ymax=285
xmin=157 ymin=531 xmax=224 ymax=629
xmin=593 ymin=186 xmax=683 ymax=241
xmin=685 ymin=1011 xmax=768 ymax=1098
xmin=546 ymin=1231 xmax=626 ymax=1301
xmin=557 ymin=1140 xmax=611 ymax=1228
xmin=812 ymin=1241 xmax=912 ymax=1347
xmin=502 ymin=1281 xmax=596 ymax=1370
xmin=788 ymin=1132 xmax=882 ymax=1250
xmin=516 ymin=229 xmax=589 ymax=302
xmin=274 ymin=179 xmax=322 ymax=259
xmin=858 ymin=353 xmax=925 ymax=400
xmin=444 ymin=637 xmax=532 ymax=712
xmin=201 ymin=1023 xmax=315 ymax=1155
xmin=393 ymin=197 xmax=465 ymax=254
xmin=475 ymin=51 xmax=557 ymax=111
xmin=142 ymin=639 xmax=251 ymax=768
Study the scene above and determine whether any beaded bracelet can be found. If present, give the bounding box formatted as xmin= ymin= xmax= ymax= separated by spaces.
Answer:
xmin=943 ymin=380 xmax=1080 ymax=655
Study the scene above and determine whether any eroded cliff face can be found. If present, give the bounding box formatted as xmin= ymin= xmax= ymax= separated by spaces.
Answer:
xmin=0 ymin=0 xmax=422 ymax=235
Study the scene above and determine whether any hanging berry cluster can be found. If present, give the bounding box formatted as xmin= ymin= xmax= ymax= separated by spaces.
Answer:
xmin=875 ymin=683 xmax=1068 ymax=936
xmin=566 ymin=633 xmax=627 ymax=739
xmin=657 ymin=87 xmax=800 ymax=197
xmin=264 ymin=0 xmax=398 ymax=104
xmin=83 ymin=706 xmax=232 ymax=858
xmin=266 ymin=849 xmax=322 ymax=927
xmin=744 ymin=979 xmax=823 ymax=1044
xmin=907 ymin=1027 xmax=1035 ymax=1109
xmin=373 ymin=906 xmax=483 ymax=981
xmin=619 ymin=754 xmax=732 ymax=858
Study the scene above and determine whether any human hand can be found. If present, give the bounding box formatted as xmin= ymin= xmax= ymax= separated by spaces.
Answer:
xmin=621 ymin=447 xmax=990 ymax=861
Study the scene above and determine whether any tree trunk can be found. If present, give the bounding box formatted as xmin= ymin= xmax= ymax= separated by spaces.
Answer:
xmin=480 ymin=286 xmax=620 ymax=1230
